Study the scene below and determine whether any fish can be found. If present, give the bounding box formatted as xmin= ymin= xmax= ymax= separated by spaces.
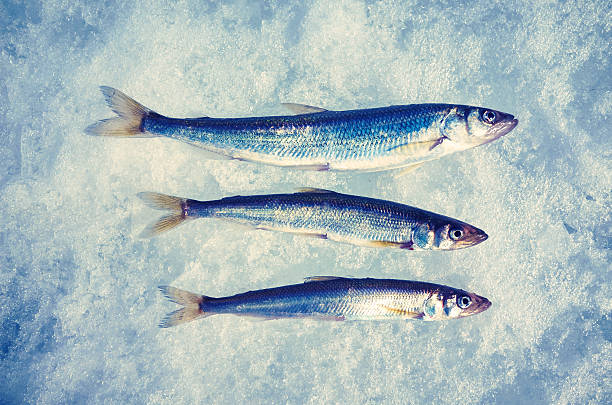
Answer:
xmin=85 ymin=86 xmax=518 ymax=172
xmin=158 ymin=276 xmax=492 ymax=327
xmin=137 ymin=188 xmax=488 ymax=250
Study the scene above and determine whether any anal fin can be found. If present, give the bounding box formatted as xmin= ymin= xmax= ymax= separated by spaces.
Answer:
xmin=287 ymin=163 xmax=330 ymax=171
xmin=231 ymin=157 xmax=330 ymax=171
xmin=254 ymin=226 xmax=327 ymax=240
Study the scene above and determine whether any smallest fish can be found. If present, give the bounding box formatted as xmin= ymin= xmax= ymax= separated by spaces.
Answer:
xmin=158 ymin=276 xmax=491 ymax=327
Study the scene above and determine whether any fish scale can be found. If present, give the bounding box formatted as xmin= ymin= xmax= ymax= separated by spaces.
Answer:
xmin=203 ymin=194 xmax=402 ymax=241
xmin=208 ymin=278 xmax=430 ymax=319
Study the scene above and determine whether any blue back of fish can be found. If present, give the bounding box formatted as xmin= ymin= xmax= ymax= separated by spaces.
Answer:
xmin=143 ymin=104 xmax=449 ymax=163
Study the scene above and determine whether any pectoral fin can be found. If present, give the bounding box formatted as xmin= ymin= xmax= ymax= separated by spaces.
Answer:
xmin=387 ymin=138 xmax=444 ymax=157
xmin=380 ymin=305 xmax=424 ymax=319
xmin=282 ymin=103 xmax=328 ymax=114
xmin=365 ymin=240 xmax=414 ymax=249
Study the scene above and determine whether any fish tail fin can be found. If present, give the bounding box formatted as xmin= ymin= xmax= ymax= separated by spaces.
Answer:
xmin=159 ymin=286 xmax=212 ymax=328
xmin=137 ymin=192 xmax=191 ymax=238
xmin=85 ymin=86 xmax=159 ymax=138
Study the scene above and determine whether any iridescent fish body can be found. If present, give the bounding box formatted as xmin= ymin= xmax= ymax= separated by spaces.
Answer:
xmin=158 ymin=277 xmax=492 ymax=327
xmin=86 ymin=87 xmax=518 ymax=172
xmin=137 ymin=188 xmax=488 ymax=251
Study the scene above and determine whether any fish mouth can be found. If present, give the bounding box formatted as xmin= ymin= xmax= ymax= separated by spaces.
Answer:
xmin=488 ymin=117 xmax=518 ymax=141
xmin=477 ymin=296 xmax=492 ymax=311
xmin=471 ymin=295 xmax=492 ymax=314
xmin=504 ymin=118 xmax=519 ymax=134
xmin=472 ymin=230 xmax=489 ymax=243
xmin=451 ymin=227 xmax=488 ymax=249
xmin=461 ymin=294 xmax=492 ymax=317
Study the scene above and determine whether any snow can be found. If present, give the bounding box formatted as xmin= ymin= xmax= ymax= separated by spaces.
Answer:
xmin=0 ymin=0 xmax=610 ymax=403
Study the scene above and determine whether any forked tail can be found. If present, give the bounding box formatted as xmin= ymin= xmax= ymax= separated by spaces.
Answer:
xmin=137 ymin=192 xmax=192 ymax=238
xmin=159 ymin=286 xmax=212 ymax=328
xmin=85 ymin=86 xmax=160 ymax=138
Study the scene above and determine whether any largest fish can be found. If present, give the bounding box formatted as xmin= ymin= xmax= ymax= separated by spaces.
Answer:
xmin=86 ymin=86 xmax=518 ymax=172
xmin=158 ymin=276 xmax=492 ymax=327
xmin=137 ymin=188 xmax=488 ymax=251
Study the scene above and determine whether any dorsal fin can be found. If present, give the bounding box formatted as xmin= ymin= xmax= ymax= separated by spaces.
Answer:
xmin=296 ymin=187 xmax=338 ymax=194
xmin=183 ymin=116 xmax=210 ymax=123
xmin=304 ymin=276 xmax=344 ymax=283
xmin=282 ymin=103 xmax=328 ymax=114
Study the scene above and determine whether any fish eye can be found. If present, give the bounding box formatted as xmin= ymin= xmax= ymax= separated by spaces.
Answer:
xmin=457 ymin=295 xmax=472 ymax=309
xmin=482 ymin=110 xmax=496 ymax=124
xmin=449 ymin=228 xmax=463 ymax=240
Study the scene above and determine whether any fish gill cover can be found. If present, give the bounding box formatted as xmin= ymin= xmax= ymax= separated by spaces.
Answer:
xmin=0 ymin=0 xmax=610 ymax=404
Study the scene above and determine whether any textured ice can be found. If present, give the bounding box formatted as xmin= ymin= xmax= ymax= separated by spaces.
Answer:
xmin=0 ymin=0 xmax=610 ymax=403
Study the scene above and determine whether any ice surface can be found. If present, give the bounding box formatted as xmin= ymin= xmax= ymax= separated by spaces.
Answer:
xmin=0 ymin=0 xmax=610 ymax=403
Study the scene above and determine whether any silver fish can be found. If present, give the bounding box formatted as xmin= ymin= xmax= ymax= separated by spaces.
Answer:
xmin=86 ymin=86 xmax=518 ymax=172
xmin=138 ymin=188 xmax=488 ymax=251
xmin=159 ymin=276 xmax=492 ymax=327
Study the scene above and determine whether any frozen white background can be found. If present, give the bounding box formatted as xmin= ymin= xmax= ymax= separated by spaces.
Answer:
xmin=0 ymin=0 xmax=610 ymax=403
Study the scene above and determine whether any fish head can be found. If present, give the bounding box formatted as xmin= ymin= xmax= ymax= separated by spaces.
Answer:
xmin=423 ymin=289 xmax=491 ymax=320
xmin=441 ymin=106 xmax=518 ymax=148
xmin=420 ymin=220 xmax=488 ymax=250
